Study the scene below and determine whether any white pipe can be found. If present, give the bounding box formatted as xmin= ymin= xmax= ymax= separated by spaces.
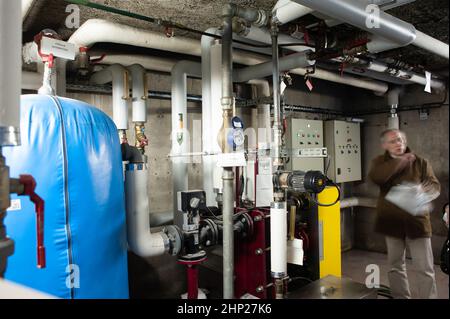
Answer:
xmin=272 ymin=0 xmax=314 ymax=25
xmin=340 ymin=197 xmax=377 ymax=209
xmin=125 ymin=167 xmax=168 ymax=257
xmin=414 ymin=30 xmax=449 ymax=60
xmin=69 ymin=19 xmax=201 ymax=57
xmin=171 ymin=61 xmax=202 ymax=213
xmin=90 ymin=64 xmax=129 ymax=130
xmin=201 ymin=29 xmax=220 ymax=206
xmin=22 ymin=0 xmax=35 ymax=21
xmin=248 ymin=80 xmax=271 ymax=147
xmin=242 ymin=26 xmax=314 ymax=53
xmin=234 ymin=50 xmax=314 ymax=83
xmin=66 ymin=19 xmax=389 ymax=93
xmin=127 ymin=64 xmax=147 ymax=123
xmin=293 ymin=0 xmax=448 ymax=60
xmin=270 ymin=202 xmax=287 ymax=278
xmin=101 ymin=54 xmax=176 ymax=73
xmin=0 ymin=0 xmax=21 ymax=146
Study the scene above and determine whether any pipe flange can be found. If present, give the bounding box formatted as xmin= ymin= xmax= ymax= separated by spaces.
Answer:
xmin=163 ymin=225 xmax=183 ymax=256
xmin=200 ymin=218 xmax=219 ymax=247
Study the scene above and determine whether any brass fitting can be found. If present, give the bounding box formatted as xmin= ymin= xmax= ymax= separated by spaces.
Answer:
xmin=134 ymin=123 xmax=148 ymax=153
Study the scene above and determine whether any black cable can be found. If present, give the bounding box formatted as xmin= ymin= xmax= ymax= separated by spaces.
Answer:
xmin=289 ymin=276 xmax=313 ymax=283
xmin=309 ymin=179 xmax=341 ymax=207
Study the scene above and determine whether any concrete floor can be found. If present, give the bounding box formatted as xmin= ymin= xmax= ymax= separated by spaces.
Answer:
xmin=342 ymin=249 xmax=449 ymax=299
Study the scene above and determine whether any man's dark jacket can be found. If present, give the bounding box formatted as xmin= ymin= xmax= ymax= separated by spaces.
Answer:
xmin=368 ymin=147 xmax=440 ymax=239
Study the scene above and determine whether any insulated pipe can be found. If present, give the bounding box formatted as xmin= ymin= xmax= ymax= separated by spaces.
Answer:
xmin=293 ymin=0 xmax=449 ymax=60
xmin=247 ymin=80 xmax=271 ymax=148
xmin=272 ymin=0 xmax=314 ymax=25
xmin=90 ymin=64 xmax=129 ymax=130
xmin=233 ymin=50 xmax=314 ymax=83
xmin=125 ymin=166 xmax=169 ymax=257
xmin=414 ymin=31 xmax=449 ymax=60
xmin=292 ymin=0 xmax=416 ymax=46
xmin=103 ymin=54 xmax=176 ymax=73
xmin=65 ymin=19 xmax=390 ymax=93
xmin=201 ymin=28 xmax=222 ymax=206
xmin=270 ymin=202 xmax=287 ymax=278
xmin=171 ymin=61 xmax=202 ymax=216
xmin=22 ymin=0 xmax=36 ymax=21
xmin=241 ymin=26 xmax=314 ymax=53
xmin=127 ymin=64 xmax=147 ymax=123
xmin=0 ymin=0 xmax=21 ymax=146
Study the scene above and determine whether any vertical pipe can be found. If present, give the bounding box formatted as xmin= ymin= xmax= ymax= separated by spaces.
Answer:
xmin=271 ymin=23 xmax=283 ymax=168
xmin=270 ymin=202 xmax=287 ymax=278
xmin=186 ymin=264 xmax=199 ymax=299
xmin=222 ymin=168 xmax=235 ymax=299
xmin=0 ymin=0 xmax=22 ymax=146
xmin=221 ymin=8 xmax=235 ymax=299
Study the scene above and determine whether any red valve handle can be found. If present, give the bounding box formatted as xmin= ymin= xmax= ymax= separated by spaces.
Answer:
xmin=18 ymin=175 xmax=45 ymax=269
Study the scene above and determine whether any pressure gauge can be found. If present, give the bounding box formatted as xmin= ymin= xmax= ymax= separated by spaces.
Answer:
xmin=233 ymin=129 xmax=245 ymax=147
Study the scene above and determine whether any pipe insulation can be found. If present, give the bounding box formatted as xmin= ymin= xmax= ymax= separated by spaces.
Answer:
xmin=125 ymin=166 xmax=169 ymax=257
xmin=234 ymin=50 xmax=314 ymax=83
xmin=127 ymin=64 xmax=147 ymax=123
xmin=90 ymin=64 xmax=129 ymax=130
xmin=0 ymin=0 xmax=21 ymax=146
xmin=293 ymin=0 xmax=449 ymax=60
xmin=171 ymin=61 xmax=202 ymax=213
xmin=272 ymin=0 xmax=314 ymax=25
xmin=270 ymin=202 xmax=288 ymax=277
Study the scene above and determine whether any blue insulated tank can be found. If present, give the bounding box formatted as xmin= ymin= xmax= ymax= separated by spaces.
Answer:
xmin=3 ymin=95 xmax=129 ymax=299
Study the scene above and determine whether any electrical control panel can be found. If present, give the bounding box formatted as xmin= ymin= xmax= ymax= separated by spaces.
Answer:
xmin=324 ymin=120 xmax=361 ymax=183
xmin=286 ymin=118 xmax=325 ymax=172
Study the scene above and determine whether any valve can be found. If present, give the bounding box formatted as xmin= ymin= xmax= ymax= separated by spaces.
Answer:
xmin=13 ymin=175 xmax=46 ymax=268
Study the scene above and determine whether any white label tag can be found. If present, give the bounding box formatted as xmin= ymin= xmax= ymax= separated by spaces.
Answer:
xmin=287 ymin=238 xmax=304 ymax=266
xmin=40 ymin=37 xmax=76 ymax=60
xmin=7 ymin=199 xmax=22 ymax=211
xmin=424 ymin=71 xmax=432 ymax=93
xmin=217 ymin=152 xmax=246 ymax=167
xmin=280 ymin=81 xmax=287 ymax=95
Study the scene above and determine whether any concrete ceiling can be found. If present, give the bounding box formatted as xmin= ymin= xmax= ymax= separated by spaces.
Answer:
xmin=23 ymin=0 xmax=448 ymax=73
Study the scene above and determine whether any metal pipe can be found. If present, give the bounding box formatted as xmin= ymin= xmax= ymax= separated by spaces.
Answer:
xmin=170 ymin=60 xmax=202 ymax=220
xmin=222 ymin=168 xmax=235 ymax=299
xmin=271 ymin=24 xmax=283 ymax=167
xmin=0 ymin=0 xmax=21 ymax=146
xmin=234 ymin=50 xmax=314 ymax=83
xmin=221 ymin=10 xmax=235 ymax=300
xmin=247 ymin=80 xmax=271 ymax=148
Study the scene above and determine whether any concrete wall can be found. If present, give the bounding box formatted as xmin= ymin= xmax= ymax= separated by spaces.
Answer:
xmin=350 ymin=85 xmax=449 ymax=262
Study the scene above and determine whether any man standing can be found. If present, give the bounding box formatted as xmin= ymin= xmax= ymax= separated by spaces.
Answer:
xmin=369 ymin=129 xmax=440 ymax=299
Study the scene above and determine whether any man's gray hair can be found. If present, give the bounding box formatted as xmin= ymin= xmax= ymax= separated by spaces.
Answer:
xmin=380 ymin=129 xmax=407 ymax=143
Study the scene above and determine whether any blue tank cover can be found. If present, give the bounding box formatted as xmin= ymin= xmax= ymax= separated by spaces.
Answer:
xmin=3 ymin=95 xmax=129 ymax=299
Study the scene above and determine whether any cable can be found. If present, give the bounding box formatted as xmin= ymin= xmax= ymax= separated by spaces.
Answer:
xmin=289 ymin=276 xmax=313 ymax=283
xmin=309 ymin=179 xmax=341 ymax=207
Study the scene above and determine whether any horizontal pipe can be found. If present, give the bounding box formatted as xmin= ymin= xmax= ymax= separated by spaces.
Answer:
xmin=293 ymin=0 xmax=417 ymax=46
xmin=414 ymin=30 xmax=449 ymax=60
xmin=272 ymin=1 xmax=314 ymax=25
xmin=340 ymin=197 xmax=377 ymax=209
xmin=234 ymin=50 xmax=314 ymax=82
